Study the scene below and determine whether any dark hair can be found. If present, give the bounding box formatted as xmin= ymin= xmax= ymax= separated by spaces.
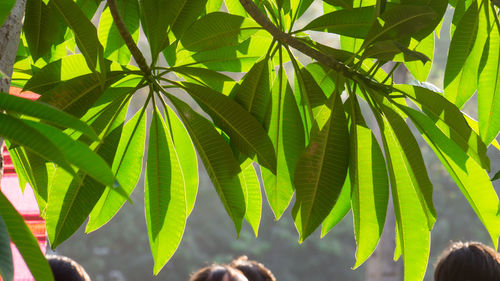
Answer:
xmin=230 ymin=256 xmax=276 ymax=281
xmin=189 ymin=264 xmax=248 ymax=281
xmin=47 ymin=255 xmax=91 ymax=281
xmin=434 ymin=241 xmax=500 ymax=281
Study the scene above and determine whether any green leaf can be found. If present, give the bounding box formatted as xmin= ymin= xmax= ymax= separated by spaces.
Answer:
xmin=169 ymin=0 xmax=209 ymax=39
xmin=146 ymin=108 xmax=187 ymax=274
xmin=233 ymin=56 xmax=271 ymax=124
xmin=477 ymin=8 xmax=500 ymax=145
xmin=169 ymin=31 xmax=272 ymax=72
xmin=492 ymin=170 xmax=500 ymax=181
xmin=377 ymin=104 xmax=431 ymax=281
xmin=320 ymin=172 xmax=350 ymax=237
xmin=0 ymin=215 xmax=13 ymax=281
xmin=444 ymin=1 xmax=487 ymax=108
xmin=183 ymin=82 xmax=277 ymax=174
xmin=51 ymin=0 xmax=104 ymax=72
xmin=0 ymin=0 xmax=15 ymax=27
xmin=293 ymin=94 xmax=349 ymax=242
xmin=397 ymin=85 xmax=490 ymax=170
xmin=24 ymin=54 xmax=92 ymax=93
xmin=86 ymin=107 xmax=147 ymax=232
xmin=98 ymin=0 xmax=140 ymax=65
xmin=0 ymin=93 xmax=98 ymax=140
xmin=23 ymin=119 xmax=115 ymax=187
xmin=140 ymin=0 xmax=169 ymax=61
xmin=0 ymin=192 xmax=55 ymax=281
xmin=400 ymin=105 xmax=500 ymax=249
xmin=172 ymin=66 xmax=234 ymax=93
xmin=362 ymin=40 xmax=430 ymax=63
xmin=0 ymin=114 xmax=74 ymax=175
xmin=363 ymin=5 xmax=438 ymax=47
xmin=24 ymin=0 xmax=61 ymax=61
xmin=262 ymin=70 xmax=305 ymax=220
xmin=405 ymin=32 xmax=434 ymax=81
xmin=46 ymin=102 xmax=128 ymax=248
xmin=300 ymin=6 xmax=373 ymax=38
xmin=463 ymin=114 xmax=500 ymax=150
xmin=350 ymin=97 xmax=389 ymax=269
xmin=180 ymin=12 xmax=260 ymax=52
xmin=164 ymin=104 xmax=199 ymax=216
xmin=239 ymin=160 xmax=262 ymax=237
xmin=168 ymin=94 xmax=245 ymax=233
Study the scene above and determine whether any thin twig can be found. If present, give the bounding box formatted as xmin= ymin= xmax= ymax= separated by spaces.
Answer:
xmin=107 ymin=0 xmax=150 ymax=76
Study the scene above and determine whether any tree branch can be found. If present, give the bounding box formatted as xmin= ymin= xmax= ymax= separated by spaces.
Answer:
xmin=107 ymin=0 xmax=150 ymax=75
xmin=238 ymin=0 xmax=391 ymax=93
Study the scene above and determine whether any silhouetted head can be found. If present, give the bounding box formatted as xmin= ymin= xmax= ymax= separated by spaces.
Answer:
xmin=230 ymin=256 xmax=276 ymax=281
xmin=189 ymin=264 xmax=248 ymax=281
xmin=434 ymin=241 xmax=500 ymax=281
xmin=47 ymin=255 xmax=91 ymax=281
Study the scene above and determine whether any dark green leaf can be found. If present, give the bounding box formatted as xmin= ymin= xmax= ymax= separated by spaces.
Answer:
xmin=168 ymin=94 xmax=245 ymax=233
xmin=0 ymin=92 xmax=98 ymax=140
xmin=301 ymin=6 xmax=373 ymax=38
xmin=24 ymin=0 xmax=61 ymax=61
xmin=51 ymin=0 xmax=104 ymax=72
xmin=293 ymin=94 xmax=349 ymax=242
xmin=183 ymin=82 xmax=277 ymax=173
xmin=320 ymin=172 xmax=350 ymax=237
xmin=233 ymin=56 xmax=272 ymax=124
xmin=181 ymin=12 xmax=260 ymax=52
xmin=0 ymin=0 xmax=15 ymax=27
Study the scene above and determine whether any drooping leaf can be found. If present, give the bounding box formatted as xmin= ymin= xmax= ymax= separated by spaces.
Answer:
xmin=362 ymin=40 xmax=430 ymax=63
xmin=262 ymin=69 xmax=305 ymax=220
xmin=51 ymin=0 xmax=104 ymax=72
xmin=0 ymin=215 xmax=13 ymax=281
xmin=376 ymin=103 xmax=431 ymax=281
xmin=0 ymin=114 xmax=74 ymax=175
xmin=477 ymin=7 xmax=500 ymax=145
xmin=492 ymin=170 xmax=500 ymax=181
xmin=87 ymin=107 xmax=147 ymax=232
xmin=168 ymin=94 xmax=245 ymax=233
xmin=293 ymin=93 xmax=349 ymax=242
xmin=145 ymin=108 xmax=187 ymax=274
xmin=239 ymin=160 xmax=262 ymax=236
xmin=350 ymin=97 xmax=389 ymax=269
xmin=400 ymin=105 xmax=500 ymax=249
xmin=233 ymin=56 xmax=272 ymax=124
xmin=397 ymin=85 xmax=490 ymax=170
xmin=183 ymin=82 xmax=277 ymax=173
xmin=180 ymin=12 xmax=260 ymax=52
xmin=444 ymin=1 xmax=487 ymax=108
xmin=0 ymin=193 xmax=55 ymax=281
xmin=405 ymin=32 xmax=435 ymax=81
xmin=46 ymin=101 xmax=128 ymax=248
xmin=320 ymin=172 xmax=351 ymax=237
xmin=0 ymin=92 xmax=98 ymax=140
xmin=24 ymin=0 xmax=61 ymax=61
xmin=463 ymin=114 xmax=500 ymax=151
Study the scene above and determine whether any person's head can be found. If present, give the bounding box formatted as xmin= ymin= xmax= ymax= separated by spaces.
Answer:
xmin=434 ymin=241 xmax=500 ymax=281
xmin=230 ymin=256 xmax=276 ymax=281
xmin=189 ymin=264 xmax=248 ymax=281
xmin=47 ymin=255 xmax=91 ymax=281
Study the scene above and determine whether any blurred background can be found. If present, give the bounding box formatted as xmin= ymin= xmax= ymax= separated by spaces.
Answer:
xmin=50 ymin=3 xmax=500 ymax=281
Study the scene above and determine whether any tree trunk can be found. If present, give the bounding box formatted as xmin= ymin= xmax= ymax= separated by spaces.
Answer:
xmin=0 ymin=0 xmax=27 ymax=178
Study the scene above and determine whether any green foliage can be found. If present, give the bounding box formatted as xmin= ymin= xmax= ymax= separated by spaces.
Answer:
xmin=0 ymin=0 xmax=499 ymax=280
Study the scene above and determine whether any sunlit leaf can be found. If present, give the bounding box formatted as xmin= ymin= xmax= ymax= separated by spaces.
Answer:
xmin=320 ymin=173 xmax=350 ymax=237
xmin=0 ymin=215 xmax=13 ymax=281
xmin=239 ymin=160 xmax=262 ymax=236
xmin=146 ymin=108 xmax=187 ymax=274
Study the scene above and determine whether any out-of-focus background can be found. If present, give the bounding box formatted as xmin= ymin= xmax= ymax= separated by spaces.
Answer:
xmin=51 ymin=4 xmax=500 ymax=281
